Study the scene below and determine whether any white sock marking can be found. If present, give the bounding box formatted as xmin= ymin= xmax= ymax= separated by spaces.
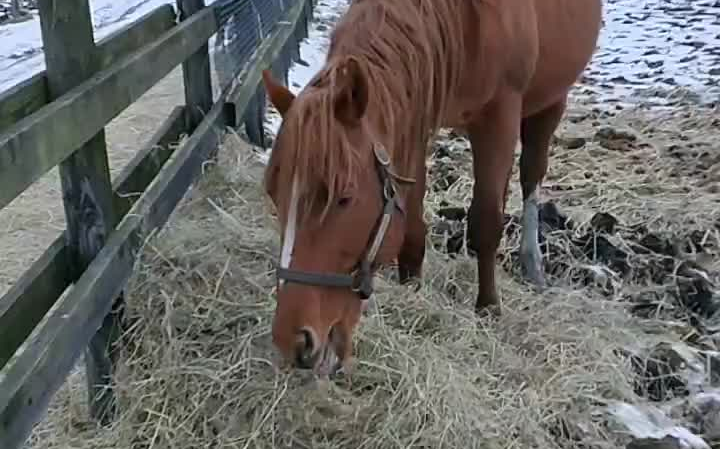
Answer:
xmin=520 ymin=188 xmax=541 ymax=268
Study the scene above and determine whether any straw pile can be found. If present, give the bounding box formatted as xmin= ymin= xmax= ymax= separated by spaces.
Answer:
xmin=28 ymin=98 xmax=720 ymax=449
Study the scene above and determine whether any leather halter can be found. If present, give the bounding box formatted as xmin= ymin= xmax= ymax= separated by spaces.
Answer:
xmin=274 ymin=144 xmax=413 ymax=300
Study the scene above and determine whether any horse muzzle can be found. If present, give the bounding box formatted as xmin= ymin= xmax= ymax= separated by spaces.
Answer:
xmin=292 ymin=326 xmax=343 ymax=376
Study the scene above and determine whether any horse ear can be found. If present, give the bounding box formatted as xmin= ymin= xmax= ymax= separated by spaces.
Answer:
xmin=262 ymin=70 xmax=295 ymax=116
xmin=332 ymin=57 xmax=369 ymax=126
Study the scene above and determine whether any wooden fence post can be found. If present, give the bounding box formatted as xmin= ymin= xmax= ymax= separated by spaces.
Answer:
xmin=177 ymin=0 xmax=214 ymax=133
xmin=37 ymin=0 xmax=122 ymax=425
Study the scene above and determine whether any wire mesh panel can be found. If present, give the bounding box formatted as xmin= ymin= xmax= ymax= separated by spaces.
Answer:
xmin=214 ymin=0 xmax=262 ymax=87
xmin=212 ymin=0 xmax=313 ymax=147
xmin=253 ymin=0 xmax=284 ymax=37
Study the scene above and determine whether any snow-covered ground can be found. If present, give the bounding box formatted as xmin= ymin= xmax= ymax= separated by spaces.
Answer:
xmin=0 ymin=0 xmax=208 ymax=92
xmin=583 ymin=0 xmax=720 ymax=108
xmin=0 ymin=0 xmax=346 ymax=94
xmin=262 ymin=0 xmax=349 ymax=139
xmin=266 ymin=0 xmax=720 ymax=129
xmin=1 ymin=0 xmax=718 ymax=104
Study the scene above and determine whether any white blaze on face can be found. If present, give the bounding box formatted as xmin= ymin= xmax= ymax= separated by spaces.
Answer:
xmin=279 ymin=174 xmax=300 ymax=288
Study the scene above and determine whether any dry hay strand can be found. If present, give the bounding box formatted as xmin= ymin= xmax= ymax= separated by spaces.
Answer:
xmin=29 ymin=100 xmax=720 ymax=449
xmin=427 ymin=100 xmax=719 ymax=313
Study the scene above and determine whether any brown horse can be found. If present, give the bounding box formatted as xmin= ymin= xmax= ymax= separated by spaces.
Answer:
xmin=262 ymin=0 xmax=603 ymax=375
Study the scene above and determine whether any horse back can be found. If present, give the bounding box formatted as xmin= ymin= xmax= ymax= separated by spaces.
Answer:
xmin=452 ymin=0 xmax=603 ymax=122
xmin=521 ymin=0 xmax=603 ymax=115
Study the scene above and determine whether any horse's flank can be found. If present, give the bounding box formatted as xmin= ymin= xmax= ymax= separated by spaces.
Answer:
xmin=265 ymin=0 xmax=472 ymax=225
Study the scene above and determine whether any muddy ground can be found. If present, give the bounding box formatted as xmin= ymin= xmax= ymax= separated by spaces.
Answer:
xmin=425 ymin=94 xmax=720 ymax=447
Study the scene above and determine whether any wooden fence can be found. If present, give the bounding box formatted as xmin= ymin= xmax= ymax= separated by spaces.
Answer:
xmin=0 ymin=0 xmax=313 ymax=446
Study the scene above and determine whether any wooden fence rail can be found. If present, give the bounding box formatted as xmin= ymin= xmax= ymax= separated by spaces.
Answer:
xmin=0 ymin=0 xmax=312 ymax=446
xmin=0 ymin=5 xmax=177 ymax=133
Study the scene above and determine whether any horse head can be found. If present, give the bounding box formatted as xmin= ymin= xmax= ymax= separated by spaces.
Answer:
xmin=262 ymin=57 xmax=414 ymax=376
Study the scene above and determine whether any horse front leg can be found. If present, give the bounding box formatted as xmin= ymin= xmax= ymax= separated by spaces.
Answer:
xmin=398 ymin=157 xmax=428 ymax=284
xmin=466 ymin=95 xmax=521 ymax=315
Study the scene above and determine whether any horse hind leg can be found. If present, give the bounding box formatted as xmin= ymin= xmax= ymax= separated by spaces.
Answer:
xmin=518 ymin=98 xmax=567 ymax=288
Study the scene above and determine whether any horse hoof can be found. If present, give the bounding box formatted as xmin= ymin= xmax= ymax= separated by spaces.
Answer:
xmin=475 ymin=303 xmax=502 ymax=319
xmin=520 ymin=253 xmax=546 ymax=290
xmin=402 ymin=277 xmax=422 ymax=292
xmin=331 ymin=356 xmax=355 ymax=378
xmin=360 ymin=298 xmax=374 ymax=314
xmin=398 ymin=269 xmax=423 ymax=285
xmin=524 ymin=271 xmax=546 ymax=291
xmin=475 ymin=295 xmax=501 ymax=318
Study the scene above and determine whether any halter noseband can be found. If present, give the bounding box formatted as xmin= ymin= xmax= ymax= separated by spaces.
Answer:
xmin=274 ymin=144 xmax=413 ymax=300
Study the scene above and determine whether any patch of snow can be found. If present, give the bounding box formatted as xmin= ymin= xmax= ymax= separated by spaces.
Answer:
xmin=608 ymin=401 xmax=710 ymax=449
xmin=0 ymin=0 xmax=349 ymax=96
xmin=581 ymin=0 xmax=720 ymax=107
xmin=691 ymin=390 xmax=720 ymax=409
xmin=251 ymin=0 xmax=349 ymax=164
xmin=0 ymin=0 xmax=350 ymax=168
xmin=262 ymin=0 xmax=350 ymax=140
xmin=0 ymin=0 xmax=224 ymax=92
xmin=2 ymin=0 xmax=719 ymax=105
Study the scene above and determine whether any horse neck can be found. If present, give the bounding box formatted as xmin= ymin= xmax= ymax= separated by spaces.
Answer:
xmin=317 ymin=53 xmax=444 ymax=178
xmin=360 ymin=61 xmax=444 ymax=180
xmin=327 ymin=8 xmax=460 ymax=178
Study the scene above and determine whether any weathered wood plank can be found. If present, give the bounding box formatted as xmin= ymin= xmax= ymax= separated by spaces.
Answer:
xmin=0 ymin=97 xmax=234 ymax=449
xmin=178 ymin=0 xmax=214 ymax=132
xmin=0 ymin=74 xmax=48 ymax=134
xmin=0 ymin=0 xmax=307 ymax=445
xmin=95 ymin=5 xmax=177 ymax=71
xmin=0 ymin=5 xmax=177 ymax=133
xmin=113 ymin=105 xmax=187 ymax=214
xmin=228 ymin=0 xmax=308 ymax=121
xmin=0 ymin=8 xmax=218 ymax=211
xmin=37 ymin=0 xmax=121 ymax=424
xmin=0 ymin=236 xmax=69 ymax=370
xmin=0 ymin=106 xmax=187 ymax=372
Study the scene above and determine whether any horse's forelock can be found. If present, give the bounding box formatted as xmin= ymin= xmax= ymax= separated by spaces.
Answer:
xmin=267 ymin=83 xmax=362 ymax=226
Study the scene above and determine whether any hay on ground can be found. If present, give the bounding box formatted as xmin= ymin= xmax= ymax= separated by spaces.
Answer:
xmin=28 ymin=100 xmax=720 ymax=449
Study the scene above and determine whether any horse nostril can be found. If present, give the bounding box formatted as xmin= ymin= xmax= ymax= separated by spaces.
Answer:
xmin=295 ymin=328 xmax=316 ymax=369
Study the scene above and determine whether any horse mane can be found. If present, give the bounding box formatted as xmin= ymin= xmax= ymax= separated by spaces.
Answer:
xmin=266 ymin=0 xmax=469 ymax=225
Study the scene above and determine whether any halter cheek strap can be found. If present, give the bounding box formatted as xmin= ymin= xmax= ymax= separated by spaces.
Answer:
xmin=274 ymin=144 xmax=413 ymax=300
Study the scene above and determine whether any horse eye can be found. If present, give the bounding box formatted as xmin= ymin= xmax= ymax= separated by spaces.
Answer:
xmin=337 ymin=197 xmax=352 ymax=207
